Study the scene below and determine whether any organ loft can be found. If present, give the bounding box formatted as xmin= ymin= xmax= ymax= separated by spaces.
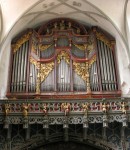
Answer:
xmin=0 ymin=18 xmax=129 ymax=150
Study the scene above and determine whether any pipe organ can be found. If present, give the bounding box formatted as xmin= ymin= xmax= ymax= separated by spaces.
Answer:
xmin=7 ymin=19 xmax=120 ymax=99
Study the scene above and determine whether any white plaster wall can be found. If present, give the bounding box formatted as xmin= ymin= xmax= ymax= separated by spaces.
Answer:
xmin=0 ymin=40 xmax=11 ymax=99
xmin=0 ymin=0 xmax=38 ymax=41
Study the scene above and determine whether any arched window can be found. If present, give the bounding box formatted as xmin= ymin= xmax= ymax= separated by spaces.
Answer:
xmin=7 ymin=19 xmax=120 ymax=99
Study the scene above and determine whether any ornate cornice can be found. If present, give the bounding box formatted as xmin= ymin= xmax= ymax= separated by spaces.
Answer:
xmin=95 ymin=31 xmax=113 ymax=49
xmin=39 ymin=44 xmax=52 ymax=51
xmin=12 ymin=32 xmax=32 ymax=53
xmin=57 ymin=51 xmax=70 ymax=64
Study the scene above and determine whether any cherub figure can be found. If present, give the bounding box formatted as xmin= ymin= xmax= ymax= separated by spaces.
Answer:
xmin=61 ymin=103 xmax=71 ymax=116
xmin=68 ymin=22 xmax=71 ymax=29
xmin=101 ymin=102 xmax=110 ymax=114
xmin=41 ymin=103 xmax=48 ymax=115
xmin=4 ymin=103 xmax=10 ymax=116
xmin=82 ymin=103 xmax=89 ymax=115
xmin=22 ymin=103 xmax=30 ymax=117
xmin=120 ymin=101 xmax=127 ymax=114
xmin=54 ymin=22 xmax=58 ymax=29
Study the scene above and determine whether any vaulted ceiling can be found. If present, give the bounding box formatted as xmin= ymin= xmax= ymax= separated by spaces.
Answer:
xmin=0 ymin=0 xmax=130 ymax=58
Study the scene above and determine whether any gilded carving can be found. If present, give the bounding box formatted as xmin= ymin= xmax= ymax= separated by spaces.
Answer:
xmin=81 ymin=103 xmax=90 ymax=115
xmin=36 ymin=62 xmax=41 ymax=94
xmin=101 ymin=102 xmax=110 ymax=114
xmin=73 ymin=62 xmax=87 ymax=81
xmin=89 ymin=55 xmax=96 ymax=68
xmin=12 ymin=32 xmax=32 ymax=53
xmin=29 ymin=57 xmax=39 ymax=69
xmin=40 ymin=62 xmax=54 ymax=82
xmin=61 ymin=103 xmax=71 ymax=116
xmin=95 ymin=31 xmax=112 ymax=49
xmin=57 ymin=51 xmax=70 ymax=64
xmin=32 ymin=40 xmax=37 ymax=54
xmin=39 ymin=44 xmax=52 ymax=51
xmin=3 ymin=103 xmax=10 ymax=116
xmin=73 ymin=43 xmax=85 ymax=51
xmin=22 ymin=103 xmax=30 ymax=117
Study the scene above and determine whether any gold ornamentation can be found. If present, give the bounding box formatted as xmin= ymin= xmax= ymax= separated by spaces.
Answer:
xmin=100 ymin=102 xmax=110 ymax=114
xmin=29 ymin=57 xmax=39 ymax=69
xmin=61 ymin=103 xmax=71 ymax=116
xmin=12 ymin=32 xmax=32 ymax=53
xmin=22 ymin=103 xmax=30 ymax=117
xmin=39 ymin=44 xmax=52 ymax=51
xmin=95 ymin=31 xmax=112 ymax=49
xmin=40 ymin=103 xmax=48 ymax=116
xmin=32 ymin=40 xmax=37 ymax=54
xmin=36 ymin=62 xmax=41 ymax=94
xmin=40 ymin=62 xmax=54 ymax=82
xmin=120 ymin=102 xmax=127 ymax=114
xmin=57 ymin=51 xmax=70 ymax=64
xmin=73 ymin=62 xmax=87 ymax=81
xmin=73 ymin=43 xmax=86 ymax=51
xmin=89 ymin=55 xmax=96 ymax=68
xmin=82 ymin=103 xmax=90 ymax=115
xmin=4 ymin=103 xmax=10 ymax=116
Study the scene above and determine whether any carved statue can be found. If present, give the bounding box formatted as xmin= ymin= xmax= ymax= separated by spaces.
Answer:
xmin=4 ymin=103 xmax=10 ymax=116
xmin=54 ymin=22 xmax=58 ymax=29
xmin=120 ymin=102 xmax=127 ymax=114
xmin=61 ymin=103 xmax=71 ymax=116
xmin=22 ymin=103 xmax=30 ymax=117
xmin=68 ymin=22 xmax=71 ymax=29
xmin=82 ymin=103 xmax=89 ymax=115
xmin=101 ymin=102 xmax=109 ymax=113
xmin=41 ymin=103 xmax=48 ymax=115
xmin=60 ymin=20 xmax=65 ymax=30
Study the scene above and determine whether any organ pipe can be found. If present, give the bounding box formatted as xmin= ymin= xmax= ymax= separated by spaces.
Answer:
xmin=9 ymin=21 xmax=119 ymax=96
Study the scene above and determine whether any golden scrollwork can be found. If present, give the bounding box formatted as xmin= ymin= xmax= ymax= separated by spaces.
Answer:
xmin=95 ymin=31 xmax=112 ymax=49
xmin=40 ymin=62 xmax=54 ymax=82
xmin=36 ymin=62 xmax=41 ymax=94
xmin=39 ymin=44 xmax=52 ymax=51
xmin=29 ymin=57 xmax=39 ymax=69
xmin=12 ymin=32 xmax=32 ymax=53
xmin=73 ymin=43 xmax=86 ymax=51
xmin=57 ymin=51 xmax=70 ymax=64
xmin=89 ymin=55 xmax=96 ymax=68
xmin=73 ymin=62 xmax=88 ymax=82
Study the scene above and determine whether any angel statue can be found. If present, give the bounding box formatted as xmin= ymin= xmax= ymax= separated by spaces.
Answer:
xmin=61 ymin=103 xmax=71 ymax=116
xmin=120 ymin=101 xmax=128 ymax=114
xmin=82 ymin=102 xmax=89 ymax=116
xmin=100 ymin=102 xmax=110 ymax=114
xmin=22 ymin=103 xmax=30 ymax=117
xmin=40 ymin=103 xmax=48 ymax=116
xmin=4 ymin=103 xmax=10 ymax=116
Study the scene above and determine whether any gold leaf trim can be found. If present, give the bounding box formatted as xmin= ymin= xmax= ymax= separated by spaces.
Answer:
xmin=29 ymin=57 xmax=39 ymax=69
xmin=95 ymin=31 xmax=112 ymax=49
xmin=40 ymin=62 xmax=54 ymax=82
xmin=57 ymin=51 xmax=70 ymax=64
xmin=73 ymin=62 xmax=88 ymax=82
xmin=39 ymin=44 xmax=52 ymax=51
xmin=12 ymin=32 xmax=32 ymax=53
xmin=89 ymin=55 xmax=96 ymax=68
xmin=73 ymin=43 xmax=85 ymax=51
